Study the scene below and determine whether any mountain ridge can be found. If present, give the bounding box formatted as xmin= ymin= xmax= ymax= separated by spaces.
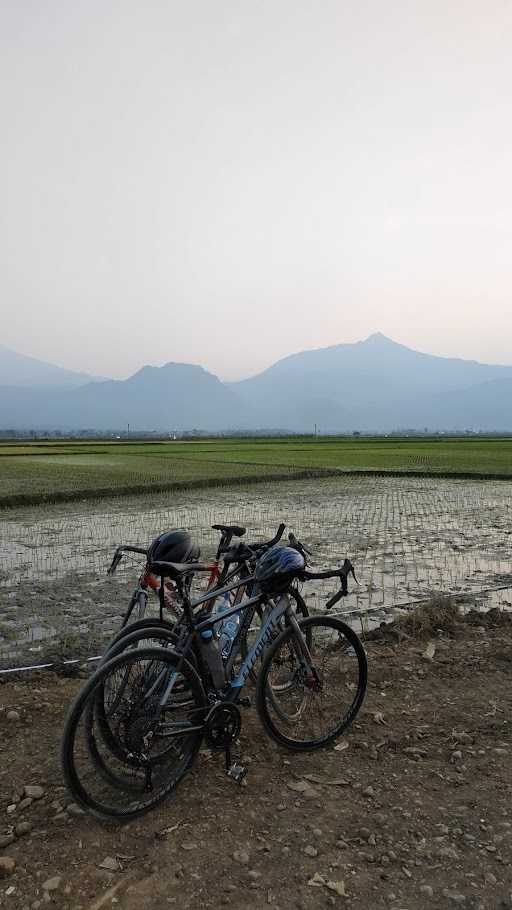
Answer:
xmin=1 ymin=335 xmax=512 ymax=432
xmin=0 ymin=344 xmax=105 ymax=388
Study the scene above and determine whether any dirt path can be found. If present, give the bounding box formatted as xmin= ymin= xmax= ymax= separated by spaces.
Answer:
xmin=0 ymin=611 xmax=511 ymax=910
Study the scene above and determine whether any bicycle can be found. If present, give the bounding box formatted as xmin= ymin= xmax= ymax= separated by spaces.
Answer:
xmin=62 ymin=547 xmax=367 ymax=820
xmin=103 ymin=522 xmax=309 ymax=665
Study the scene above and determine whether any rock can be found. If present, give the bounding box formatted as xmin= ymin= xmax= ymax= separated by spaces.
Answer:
xmin=304 ymin=846 xmax=318 ymax=857
xmin=233 ymin=850 xmax=250 ymax=865
xmin=442 ymin=890 xmax=466 ymax=904
xmin=453 ymin=732 xmax=473 ymax=745
xmin=373 ymin=711 xmax=388 ymax=725
xmin=42 ymin=876 xmax=62 ymax=892
xmin=248 ymin=870 xmax=261 ymax=881
xmin=0 ymin=856 xmax=16 ymax=877
xmin=6 ymin=710 xmax=20 ymax=723
xmin=420 ymin=884 xmax=434 ymax=897
xmin=15 ymin=821 xmax=32 ymax=837
xmin=404 ymin=747 xmax=428 ymax=760
xmin=18 ymin=797 xmax=33 ymax=811
xmin=66 ymin=802 xmax=85 ymax=817
xmin=0 ymin=835 xmax=15 ymax=848
xmin=438 ymin=846 xmax=459 ymax=860
xmin=484 ymin=872 xmax=497 ymax=885
xmin=99 ymin=856 xmax=119 ymax=871
xmin=308 ymin=872 xmax=326 ymax=887
xmin=451 ymin=751 xmax=463 ymax=763
xmin=362 ymin=786 xmax=375 ymax=798
xmin=23 ymin=785 xmax=44 ymax=800
xmin=286 ymin=780 xmax=310 ymax=793
xmin=326 ymin=880 xmax=346 ymax=897
xmin=422 ymin=641 xmax=436 ymax=661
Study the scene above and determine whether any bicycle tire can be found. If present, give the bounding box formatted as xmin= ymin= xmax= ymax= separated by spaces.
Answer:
xmin=256 ymin=616 xmax=367 ymax=751
xmin=86 ymin=626 xmax=194 ymax=789
xmin=121 ymin=589 xmax=149 ymax=628
xmin=62 ymin=646 xmax=206 ymax=820
xmin=102 ymin=617 xmax=178 ymax=662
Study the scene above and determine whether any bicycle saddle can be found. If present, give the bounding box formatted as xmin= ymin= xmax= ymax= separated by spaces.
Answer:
xmin=212 ymin=524 xmax=246 ymax=537
xmin=149 ymin=560 xmax=210 ymax=580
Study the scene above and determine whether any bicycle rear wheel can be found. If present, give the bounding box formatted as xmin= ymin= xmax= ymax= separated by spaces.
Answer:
xmin=62 ymin=647 xmax=206 ymax=820
xmin=256 ymin=616 xmax=367 ymax=751
xmin=86 ymin=627 xmax=197 ymax=789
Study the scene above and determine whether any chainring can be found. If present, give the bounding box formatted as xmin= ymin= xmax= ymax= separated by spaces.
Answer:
xmin=204 ymin=703 xmax=242 ymax=751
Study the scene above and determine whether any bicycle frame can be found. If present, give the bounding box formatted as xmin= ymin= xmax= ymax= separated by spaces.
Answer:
xmin=143 ymin=589 xmax=308 ymax=728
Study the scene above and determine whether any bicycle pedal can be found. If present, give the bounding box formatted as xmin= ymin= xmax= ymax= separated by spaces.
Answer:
xmin=226 ymin=762 xmax=248 ymax=785
xmin=238 ymin=696 xmax=252 ymax=708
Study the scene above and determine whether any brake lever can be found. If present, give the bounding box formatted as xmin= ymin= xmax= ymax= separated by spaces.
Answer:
xmin=325 ymin=559 xmax=359 ymax=610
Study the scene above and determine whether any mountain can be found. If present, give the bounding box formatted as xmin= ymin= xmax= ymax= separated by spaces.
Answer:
xmin=230 ymin=333 xmax=512 ymax=431
xmin=434 ymin=377 xmax=512 ymax=431
xmin=0 ymin=345 xmax=103 ymax=388
xmin=1 ymin=334 xmax=512 ymax=432
xmin=0 ymin=362 xmax=246 ymax=431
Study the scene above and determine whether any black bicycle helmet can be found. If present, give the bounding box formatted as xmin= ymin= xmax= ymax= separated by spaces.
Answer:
xmin=254 ymin=545 xmax=305 ymax=594
xmin=147 ymin=529 xmax=200 ymax=565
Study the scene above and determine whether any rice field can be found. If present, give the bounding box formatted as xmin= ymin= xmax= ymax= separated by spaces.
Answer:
xmin=1 ymin=436 xmax=512 ymax=506
xmin=0 ymin=473 xmax=511 ymax=669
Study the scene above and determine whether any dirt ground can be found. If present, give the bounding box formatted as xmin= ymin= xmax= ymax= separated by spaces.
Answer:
xmin=0 ymin=609 xmax=511 ymax=910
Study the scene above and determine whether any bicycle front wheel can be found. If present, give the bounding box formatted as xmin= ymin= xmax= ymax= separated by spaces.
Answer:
xmin=255 ymin=616 xmax=367 ymax=751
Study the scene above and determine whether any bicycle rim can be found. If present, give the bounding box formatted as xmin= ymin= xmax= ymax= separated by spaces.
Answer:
xmin=256 ymin=616 xmax=367 ymax=750
xmin=62 ymin=647 xmax=206 ymax=819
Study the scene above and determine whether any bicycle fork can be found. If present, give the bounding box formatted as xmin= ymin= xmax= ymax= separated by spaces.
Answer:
xmin=285 ymin=609 xmax=321 ymax=691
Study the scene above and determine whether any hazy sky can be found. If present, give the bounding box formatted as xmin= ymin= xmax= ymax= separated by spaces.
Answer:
xmin=1 ymin=1 xmax=511 ymax=381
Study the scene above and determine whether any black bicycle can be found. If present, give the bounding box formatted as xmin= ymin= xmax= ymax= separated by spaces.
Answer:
xmin=104 ymin=523 xmax=310 ymax=670
xmin=62 ymin=549 xmax=367 ymax=820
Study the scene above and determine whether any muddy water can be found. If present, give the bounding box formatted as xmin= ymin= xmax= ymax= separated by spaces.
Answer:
xmin=0 ymin=475 xmax=511 ymax=667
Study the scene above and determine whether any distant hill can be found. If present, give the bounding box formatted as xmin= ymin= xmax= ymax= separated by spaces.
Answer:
xmin=1 ymin=334 xmax=512 ymax=432
xmin=0 ymin=345 xmax=103 ymax=388
xmin=0 ymin=362 xmax=246 ymax=432
xmin=230 ymin=333 xmax=512 ymax=431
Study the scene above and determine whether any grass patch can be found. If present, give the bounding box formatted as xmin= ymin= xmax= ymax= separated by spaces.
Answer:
xmin=394 ymin=596 xmax=461 ymax=638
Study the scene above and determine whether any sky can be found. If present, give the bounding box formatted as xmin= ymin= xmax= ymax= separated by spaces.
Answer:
xmin=1 ymin=0 xmax=512 ymax=381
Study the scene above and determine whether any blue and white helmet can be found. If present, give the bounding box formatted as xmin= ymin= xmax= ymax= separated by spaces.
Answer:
xmin=255 ymin=545 xmax=305 ymax=594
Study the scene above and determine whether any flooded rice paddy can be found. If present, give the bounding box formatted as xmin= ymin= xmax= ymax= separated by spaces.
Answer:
xmin=0 ymin=474 xmax=511 ymax=669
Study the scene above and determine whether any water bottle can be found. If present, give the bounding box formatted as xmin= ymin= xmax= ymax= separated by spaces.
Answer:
xmin=198 ymin=627 xmax=225 ymax=689
xmin=218 ymin=593 xmax=241 ymax=660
